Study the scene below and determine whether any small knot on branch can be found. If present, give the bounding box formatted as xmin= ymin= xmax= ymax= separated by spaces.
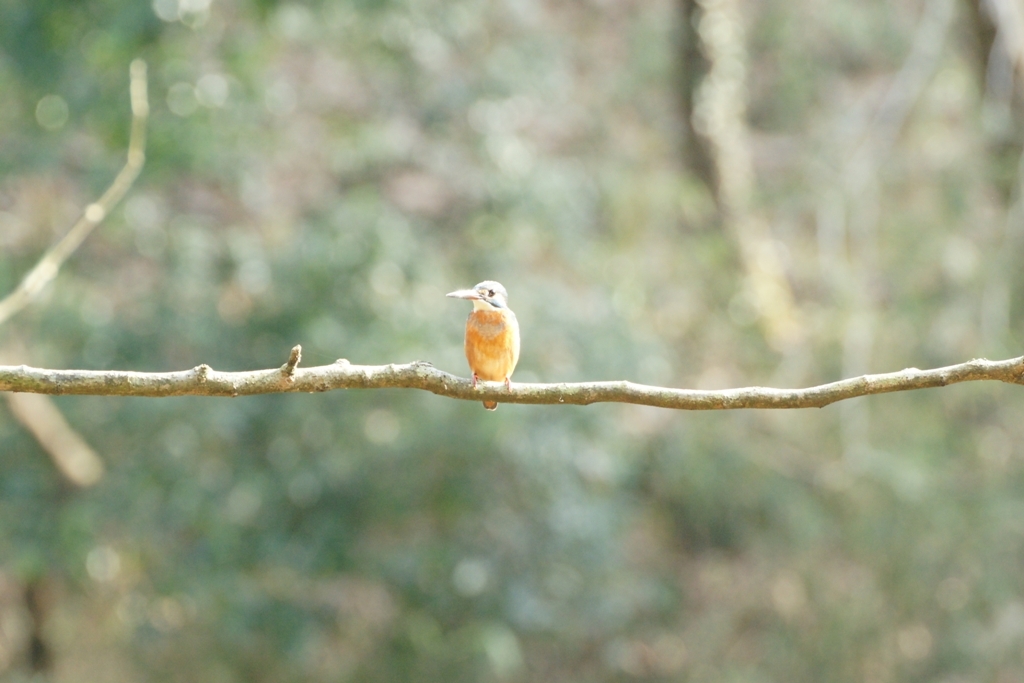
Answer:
xmin=281 ymin=345 xmax=302 ymax=379
xmin=84 ymin=203 xmax=106 ymax=224
xmin=195 ymin=364 xmax=211 ymax=383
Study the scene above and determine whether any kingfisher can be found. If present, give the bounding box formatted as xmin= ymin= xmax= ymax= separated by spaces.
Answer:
xmin=446 ymin=280 xmax=520 ymax=411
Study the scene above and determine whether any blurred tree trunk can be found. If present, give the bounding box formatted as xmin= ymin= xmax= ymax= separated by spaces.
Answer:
xmin=962 ymin=0 xmax=1023 ymax=203
xmin=677 ymin=0 xmax=717 ymax=194
xmin=24 ymin=578 xmax=52 ymax=674
xmin=961 ymin=0 xmax=1024 ymax=351
xmin=675 ymin=0 xmax=803 ymax=350
xmin=963 ymin=0 xmax=998 ymax=73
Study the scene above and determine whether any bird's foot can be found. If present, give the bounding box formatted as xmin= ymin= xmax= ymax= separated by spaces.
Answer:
xmin=504 ymin=377 xmax=512 ymax=391
xmin=472 ymin=373 xmax=479 ymax=388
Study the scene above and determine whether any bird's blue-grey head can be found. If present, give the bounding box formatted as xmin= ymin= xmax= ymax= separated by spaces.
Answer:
xmin=446 ymin=280 xmax=509 ymax=310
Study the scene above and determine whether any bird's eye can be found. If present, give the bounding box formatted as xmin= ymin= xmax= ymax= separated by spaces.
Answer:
xmin=488 ymin=289 xmax=495 ymax=297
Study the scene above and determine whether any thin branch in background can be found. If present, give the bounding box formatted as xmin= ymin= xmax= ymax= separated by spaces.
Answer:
xmin=1 ymin=340 xmax=106 ymax=486
xmin=0 ymin=59 xmax=149 ymax=327
xmin=0 ymin=346 xmax=1022 ymax=410
xmin=857 ymin=0 xmax=958 ymax=159
xmin=816 ymin=0 xmax=956 ymax=462
xmin=0 ymin=60 xmax=148 ymax=488
xmin=3 ymin=393 xmax=103 ymax=487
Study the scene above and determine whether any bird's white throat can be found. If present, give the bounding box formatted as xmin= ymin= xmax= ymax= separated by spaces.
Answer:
xmin=472 ymin=299 xmax=499 ymax=311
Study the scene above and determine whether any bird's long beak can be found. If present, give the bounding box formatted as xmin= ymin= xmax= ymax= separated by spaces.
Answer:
xmin=446 ymin=289 xmax=481 ymax=300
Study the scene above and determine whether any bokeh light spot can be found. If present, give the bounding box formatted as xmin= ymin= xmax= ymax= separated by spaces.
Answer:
xmin=35 ymin=94 xmax=69 ymax=130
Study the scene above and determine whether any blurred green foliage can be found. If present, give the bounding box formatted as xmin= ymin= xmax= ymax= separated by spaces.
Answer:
xmin=2 ymin=0 xmax=1024 ymax=681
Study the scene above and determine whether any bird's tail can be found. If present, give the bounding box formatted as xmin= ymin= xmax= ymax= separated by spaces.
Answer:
xmin=483 ymin=400 xmax=498 ymax=411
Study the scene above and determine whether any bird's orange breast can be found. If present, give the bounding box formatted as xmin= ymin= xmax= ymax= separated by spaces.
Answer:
xmin=464 ymin=309 xmax=520 ymax=382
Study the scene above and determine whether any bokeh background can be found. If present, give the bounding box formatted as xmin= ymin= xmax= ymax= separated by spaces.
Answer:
xmin=2 ymin=0 xmax=1024 ymax=680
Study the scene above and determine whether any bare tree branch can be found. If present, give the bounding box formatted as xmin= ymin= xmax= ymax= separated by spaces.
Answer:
xmin=0 ymin=59 xmax=148 ymax=327
xmin=0 ymin=346 xmax=1021 ymax=410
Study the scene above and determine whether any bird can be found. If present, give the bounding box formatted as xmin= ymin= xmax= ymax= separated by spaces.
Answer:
xmin=446 ymin=280 xmax=520 ymax=410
